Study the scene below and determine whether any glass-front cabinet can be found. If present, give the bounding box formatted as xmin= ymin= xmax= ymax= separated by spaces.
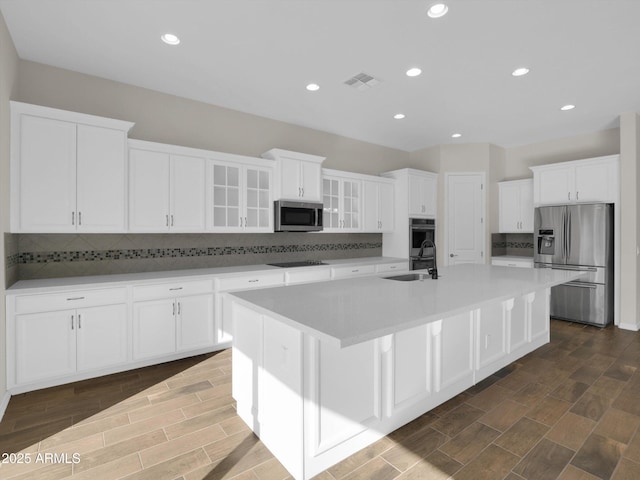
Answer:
xmin=322 ymin=172 xmax=361 ymax=233
xmin=209 ymin=157 xmax=273 ymax=232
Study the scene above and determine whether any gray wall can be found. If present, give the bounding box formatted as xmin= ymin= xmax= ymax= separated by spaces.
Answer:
xmin=1 ymin=9 xmax=18 ymax=407
xmin=16 ymin=61 xmax=410 ymax=175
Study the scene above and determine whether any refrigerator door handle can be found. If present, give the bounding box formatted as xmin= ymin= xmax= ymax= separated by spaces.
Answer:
xmin=550 ymin=265 xmax=598 ymax=272
xmin=565 ymin=281 xmax=598 ymax=289
xmin=566 ymin=208 xmax=572 ymax=260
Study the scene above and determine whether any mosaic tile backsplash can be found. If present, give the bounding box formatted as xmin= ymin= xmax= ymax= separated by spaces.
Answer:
xmin=491 ymin=233 xmax=534 ymax=257
xmin=7 ymin=232 xmax=383 ymax=283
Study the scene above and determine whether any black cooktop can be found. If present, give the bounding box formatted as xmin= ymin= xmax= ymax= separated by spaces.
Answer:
xmin=267 ymin=260 xmax=328 ymax=268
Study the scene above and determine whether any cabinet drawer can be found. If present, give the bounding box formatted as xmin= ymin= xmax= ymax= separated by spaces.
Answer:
xmin=491 ymin=258 xmax=533 ymax=268
xmin=285 ymin=268 xmax=331 ymax=285
xmin=133 ymin=280 xmax=212 ymax=301
xmin=215 ymin=272 xmax=285 ymax=292
xmin=331 ymin=264 xmax=376 ymax=279
xmin=376 ymin=262 xmax=408 ymax=273
xmin=14 ymin=287 xmax=128 ymax=314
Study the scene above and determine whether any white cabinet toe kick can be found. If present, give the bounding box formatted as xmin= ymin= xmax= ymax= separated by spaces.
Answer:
xmin=230 ymin=288 xmax=550 ymax=480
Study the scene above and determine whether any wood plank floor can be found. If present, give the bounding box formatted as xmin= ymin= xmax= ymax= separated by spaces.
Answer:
xmin=2 ymin=319 xmax=640 ymax=480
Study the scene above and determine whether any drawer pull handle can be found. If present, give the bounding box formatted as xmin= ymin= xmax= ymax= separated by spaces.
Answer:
xmin=248 ymin=279 xmax=259 ymax=283
xmin=67 ymin=297 xmax=85 ymax=301
xmin=352 ymin=269 xmax=359 ymax=273
xmin=169 ymin=287 xmax=183 ymax=291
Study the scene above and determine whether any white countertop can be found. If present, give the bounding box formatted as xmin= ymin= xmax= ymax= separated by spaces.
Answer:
xmin=5 ymin=256 xmax=407 ymax=294
xmin=231 ymin=263 xmax=584 ymax=348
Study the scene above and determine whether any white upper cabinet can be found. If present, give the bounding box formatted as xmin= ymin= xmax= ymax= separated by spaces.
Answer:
xmin=262 ymin=148 xmax=325 ymax=202
xmin=322 ymin=170 xmax=362 ymax=232
xmin=498 ymin=179 xmax=533 ymax=233
xmin=408 ymin=172 xmax=437 ymax=217
xmin=11 ymin=102 xmax=134 ymax=232
xmin=209 ymin=156 xmax=273 ymax=232
xmin=530 ymin=155 xmax=619 ymax=206
xmin=129 ymin=142 xmax=206 ymax=232
xmin=363 ymin=178 xmax=395 ymax=233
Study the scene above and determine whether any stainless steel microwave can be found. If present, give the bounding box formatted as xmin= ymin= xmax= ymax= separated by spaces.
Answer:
xmin=274 ymin=200 xmax=323 ymax=232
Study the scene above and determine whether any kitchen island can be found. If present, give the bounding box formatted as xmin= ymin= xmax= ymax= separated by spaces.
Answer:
xmin=229 ymin=264 xmax=583 ymax=480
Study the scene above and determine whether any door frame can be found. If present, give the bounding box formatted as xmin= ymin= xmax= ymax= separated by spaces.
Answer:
xmin=443 ymin=172 xmax=486 ymax=266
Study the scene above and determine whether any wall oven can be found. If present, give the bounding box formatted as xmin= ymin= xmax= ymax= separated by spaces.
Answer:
xmin=274 ymin=200 xmax=323 ymax=232
xmin=409 ymin=218 xmax=436 ymax=270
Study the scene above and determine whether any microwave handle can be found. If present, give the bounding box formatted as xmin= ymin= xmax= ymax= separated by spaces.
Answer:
xmin=316 ymin=207 xmax=322 ymax=227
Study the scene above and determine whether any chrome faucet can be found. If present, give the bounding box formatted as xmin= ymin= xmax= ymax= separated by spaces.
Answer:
xmin=418 ymin=240 xmax=438 ymax=279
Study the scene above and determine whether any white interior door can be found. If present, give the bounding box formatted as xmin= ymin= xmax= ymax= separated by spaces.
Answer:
xmin=446 ymin=173 xmax=485 ymax=265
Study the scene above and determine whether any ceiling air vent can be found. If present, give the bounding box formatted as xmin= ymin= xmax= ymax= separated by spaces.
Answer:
xmin=344 ymin=72 xmax=381 ymax=91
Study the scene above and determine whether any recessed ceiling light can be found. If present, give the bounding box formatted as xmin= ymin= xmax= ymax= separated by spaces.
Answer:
xmin=394 ymin=113 xmax=406 ymax=120
xmin=161 ymin=33 xmax=180 ymax=45
xmin=560 ymin=104 xmax=575 ymax=111
xmin=406 ymin=68 xmax=422 ymax=77
xmin=306 ymin=83 xmax=320 ymax=91
xmin=451 ymin=133 xmax=462 ymax=138
xmin=512 ymin=67 xmax=530 ymax=77
xmin=427 ymin=3 xmax=449 ymax=18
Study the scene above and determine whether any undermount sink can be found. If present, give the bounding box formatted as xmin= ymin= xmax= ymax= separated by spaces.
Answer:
xmin=383 ymin=273 xmax=430 ymax=281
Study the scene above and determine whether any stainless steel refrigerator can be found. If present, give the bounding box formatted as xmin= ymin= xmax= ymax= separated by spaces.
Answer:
xmin=534 ymin=203 xmax=614 ymax=326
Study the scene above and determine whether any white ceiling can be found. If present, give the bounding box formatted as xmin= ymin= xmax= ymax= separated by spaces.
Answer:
xmin=1 ymin=0 xmax=639 ymax=152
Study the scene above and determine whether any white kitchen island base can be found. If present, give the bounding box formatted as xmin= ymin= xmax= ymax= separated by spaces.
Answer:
xmin=229 ymin=264 xmax=579 ymax=479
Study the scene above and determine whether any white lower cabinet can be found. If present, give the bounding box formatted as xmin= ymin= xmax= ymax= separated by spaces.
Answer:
xmin=16 ymin=310 xmax=77 ymax=384
xmin=133 ymin=299 xmax=177 ymax=360
xmin=15 ymin=302 xmax=128 ymax=385
xmin=133 ymin=293 xmax=214 ymax=360
xmin=76 ymin=304 xmax=128 ymax=372
xmin=215 ymin=271 xmax=285 ymax=344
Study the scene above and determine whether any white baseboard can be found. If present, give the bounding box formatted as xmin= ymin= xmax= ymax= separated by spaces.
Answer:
xmin=0 ymin=390 xmax=10 ymax=423
xmin=618 ymin=322 xmax=640 ymax=331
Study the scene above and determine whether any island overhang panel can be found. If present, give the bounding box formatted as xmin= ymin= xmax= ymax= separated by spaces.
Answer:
xmin=229 ymin=264 xmax=583 ymax=480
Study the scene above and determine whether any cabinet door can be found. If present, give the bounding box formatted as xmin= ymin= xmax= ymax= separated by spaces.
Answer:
xmin=306 ymin=338 xmax=382 ymax=455
xmin=16 ymin=310 xmax=76 ymax=384
xmin=341 ymin=179 xmax=361 ymax=231
xmin=408 ymin=175 xmax=425 ymax=216
xmin=279 ymin=157 xmax=302 ymax=200
xmin=536 ymin=166 xmax=573 ymax=205
xmin=323 ymin=177 xmax=341 ymax=231
xmin=499 ymin=183 xmax=521 ymax=232
xmin=433 ymin=313 xmax=474 ymax=394
xmin=574 ymin=162 xmax=612 ymax=202
xmin=300 ymin=161 xmax=323 ymax=201
xmin=76 ymin=125 xmax=127 ymax=232
xmin=76 ymin=304 xmax=128 ymax=372
xmin=177 ymin=294 xmax=215 ymax=351
xmin=520 ymin=180 xmax=534 ymax=232
xmin=132 ymin=299 xmax=176 ymax=360
xmin=378 ymin=182 xmax=395 ymax=232
xmin=244 ymin=167 xmax=272 ymax=231
xmin=476 ymin=303 xmax=508 ymax=380
xmin=211 ymin=162 xmax=242 ymax=231
xmin=362 ymin=181 xmax=379 ymax=232
xmin=171 ymin=155 xmax=206 ymax=231
xmin=423 ymin=175 xmax=437 ymax=217
xmin=129 ymin=149 xmax=170 ymax=231
xmin=18 ymin=115 xmax=77 ymax=232
xmin=392 ymin=325 xmax=431 ymax=415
